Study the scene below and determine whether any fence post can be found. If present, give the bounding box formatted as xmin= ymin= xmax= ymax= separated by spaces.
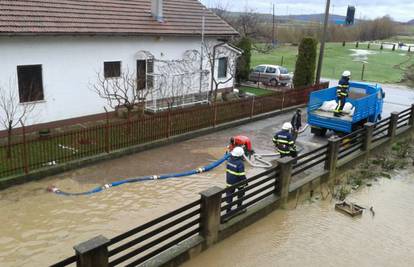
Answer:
xmin=362 ymin=122 xmax=375 ymax=158
xmin=361 ymin=63 xmax=365 ymax=81
xmin=200 ymin=186 xmax=223 ymax=246
xmin=104 ymin=109 xmax=110 ymax=153
xmin=167 ymin=110 xmax=172 ymax=138
xmin=275 ymin=157 xmax=295 ymax=205
xmin=250 ymin=96 xmax=255 ymax=118
xmin=20 ymin=121 xmax=29 ymax=174
xmin=324 ymin=137 xmax=341 ymax=180
xmin=213 ymin=103 xmax=218 ymax=127
xmin=409 ymin=104 xmax=414 ymax=131
xmin=74 ymin=235 xmax=110 ymax=267
xmin=388 ymin=112 xmax=399 ymax=141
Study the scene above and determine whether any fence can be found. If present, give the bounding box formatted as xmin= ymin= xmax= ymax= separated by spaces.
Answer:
xmin=0 ymin=82 xmax=329 ymax=180
xmin=51 ymin=103 xmax=414 ymax=267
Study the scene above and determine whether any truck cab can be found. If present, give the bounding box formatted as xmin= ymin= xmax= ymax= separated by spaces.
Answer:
xmin=307 ymin=82 xmax=384 ymax=136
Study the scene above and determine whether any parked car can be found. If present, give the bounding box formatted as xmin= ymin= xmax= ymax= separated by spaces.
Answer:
xmin=248 ymin=64 xmax=292 ymax=86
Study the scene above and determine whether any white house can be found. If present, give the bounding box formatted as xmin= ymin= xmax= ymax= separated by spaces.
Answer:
xmin=0 ymin=0 xmax=239 ymax=131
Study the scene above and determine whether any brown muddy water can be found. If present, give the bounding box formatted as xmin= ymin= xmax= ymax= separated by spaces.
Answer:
xmin=183 ymin=169 xmax=414 ymax=267
xmin=0 ymin=118 xmax=283 ymax=267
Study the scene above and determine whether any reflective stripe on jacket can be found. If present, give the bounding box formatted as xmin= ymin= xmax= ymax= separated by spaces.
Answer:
xmin=273 ymin=130 xmax=296 ymax=153
xmin=226 ymin=156 xmax=247 ymax=185
xmin=337 ymin=77 xmax=350 ymax=98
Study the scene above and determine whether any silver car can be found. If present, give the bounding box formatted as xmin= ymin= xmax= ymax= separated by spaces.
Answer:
xmin=249 ymin=64 xmax=292 ymax=86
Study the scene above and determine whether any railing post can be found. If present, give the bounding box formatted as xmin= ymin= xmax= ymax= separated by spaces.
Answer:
xmin=200 ymin=186 xmax=223 ymax=247
xmin=362 ymin=122 xmax=375 ymax=157
xmin=409 ymin=104 xmax=414 ymax=131
xmin=324 ymin=136 xmax=341 ymax=180
xmin=275 ymin=157 xmax=295 ymax=205
xmin=74 ymin=235 xmax=110 ymax=267
xmin=388 ymin=112 xmax=399 ymax=141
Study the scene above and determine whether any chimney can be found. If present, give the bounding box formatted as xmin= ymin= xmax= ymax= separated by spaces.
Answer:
xmin=151 ymin=0 xmax=164 ymax=22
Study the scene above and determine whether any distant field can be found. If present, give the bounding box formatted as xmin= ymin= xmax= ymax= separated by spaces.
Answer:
xmin=251 ymin=42 xmax=414 ymax=84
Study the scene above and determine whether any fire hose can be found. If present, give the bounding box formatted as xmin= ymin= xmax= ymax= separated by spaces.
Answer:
xmin=48 ymin=153 xmax=230 ymax=196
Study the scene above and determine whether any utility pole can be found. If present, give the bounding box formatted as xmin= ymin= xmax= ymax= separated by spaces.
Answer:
xmin=315 ymin=0 xmax=330 ymax=84
xmin=272 ymin=3 xmax=275 ymax=47
xmin=199 ymin=7 xmax=205 ymax=94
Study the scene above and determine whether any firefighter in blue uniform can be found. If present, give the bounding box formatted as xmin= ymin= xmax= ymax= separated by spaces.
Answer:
xmin=334 ymin=70 xmax=351 ymax=117
xmin=273 ymin=122 xmax=297 ymax=158
xmin=226 ymin=147 xmax=247 ymax=214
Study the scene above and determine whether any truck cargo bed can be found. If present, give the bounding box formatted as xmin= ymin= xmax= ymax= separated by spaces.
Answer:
xmin=307 ymin=82 xmax=384 ymax=134
xmin=311 ymin=110 xmax=353 ymax=122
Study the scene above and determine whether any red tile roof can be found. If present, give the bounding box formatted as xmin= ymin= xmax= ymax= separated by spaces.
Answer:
xmin=0 ymin=0 xmax=238 ymax=36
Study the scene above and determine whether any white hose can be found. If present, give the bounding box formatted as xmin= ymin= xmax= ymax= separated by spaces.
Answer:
xmin=298 ymin=124 xmax=309 ymax=134
xmin=243 ymin=154 xmax=273 ymax=168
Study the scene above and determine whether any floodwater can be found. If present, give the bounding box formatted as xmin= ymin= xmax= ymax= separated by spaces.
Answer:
xmin=0 ymin=112 xmax=296 ymax=267
xmin=0 ymin=85 xmax=412 ymax=266
xmin=183 ymin=169 xmax=414 ymax=267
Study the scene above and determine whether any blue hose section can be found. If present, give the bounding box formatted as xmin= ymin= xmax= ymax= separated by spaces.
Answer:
xmin=53 ymin=153 xmax=230 ymax=196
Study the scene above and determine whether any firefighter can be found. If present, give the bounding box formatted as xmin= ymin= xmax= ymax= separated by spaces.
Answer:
xmin=273 ymin=122 xmax=297 ymax=158
xmin=291 ymin=109 xmax=302 ymax=140
xmin=226 ymin=147 xmax=247 ymax=214
xmin=334 ymin=70 xmax=351 ymax=117
xmin=228 ymin=135 xmax=254 ymax=158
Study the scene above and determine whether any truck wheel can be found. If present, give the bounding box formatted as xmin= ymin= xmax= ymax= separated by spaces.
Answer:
xmin=311 ymin=127 xmax=327 ymax=137
xmin=270 ymin=79 xmax=278 ymax=87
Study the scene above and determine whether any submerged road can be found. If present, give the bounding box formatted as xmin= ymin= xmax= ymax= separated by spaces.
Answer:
xmin=0 ymin=83 xmax=413 ymax=266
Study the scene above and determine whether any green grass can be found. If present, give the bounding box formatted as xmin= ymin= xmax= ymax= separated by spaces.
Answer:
xmin=251 ymin=42 xmax=414 ymax=84
xmin=239 ymin=86 xmax=274 ymax=96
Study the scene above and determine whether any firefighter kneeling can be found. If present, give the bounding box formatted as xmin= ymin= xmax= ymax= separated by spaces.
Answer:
xmin=226 ymin=147 xmax=247 ymax=214
xmin=228 ymin=135 xmax=254 ymax=158
xmin=273 ymin=122 xmax=297 ymax=158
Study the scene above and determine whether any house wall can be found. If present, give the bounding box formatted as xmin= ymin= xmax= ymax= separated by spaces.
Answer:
xmin=0 ymin=36 xmax=235 ymax=130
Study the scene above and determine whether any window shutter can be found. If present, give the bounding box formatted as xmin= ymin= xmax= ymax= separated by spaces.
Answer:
xmin=146 ymin=59 xmax=154 ymax=89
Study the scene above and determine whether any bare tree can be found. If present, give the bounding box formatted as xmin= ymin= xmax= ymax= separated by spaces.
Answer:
xmin=0 ymin=79 xmax=37 ymax=158
xmin=92 ymin=68 xmax=150 ymax=118
xmin=203 ymin=42 xmax=241 ymax=102
xmin=150 ymin=50 xmax=210 ymax=111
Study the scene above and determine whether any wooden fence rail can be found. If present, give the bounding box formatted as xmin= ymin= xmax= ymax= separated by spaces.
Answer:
xmin=0 ymin=83 xmax=329 ymax=179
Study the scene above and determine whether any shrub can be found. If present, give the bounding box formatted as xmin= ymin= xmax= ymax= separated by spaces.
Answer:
xmin=234 ymin=37 xmax=252 ymax=83
xmin=293 ymin=37 xmax=318 ymax=87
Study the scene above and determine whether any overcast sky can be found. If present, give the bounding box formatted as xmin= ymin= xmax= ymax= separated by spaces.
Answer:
xmin=201 ymin=0 xmax=414 ymax=22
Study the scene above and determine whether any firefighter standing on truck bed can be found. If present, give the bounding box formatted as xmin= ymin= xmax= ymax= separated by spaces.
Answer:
xmin=225 ymin=147 xmax=247 ymax=214
xmin=334 ymin=70 xmax=351 ymax=117
xmin=273 ymin=122 xmax=297 ymax=158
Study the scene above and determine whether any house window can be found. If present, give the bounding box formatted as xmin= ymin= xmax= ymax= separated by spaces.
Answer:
xmin=137 ymin=59 xmax=154 ymax=90
xmin=104 ymin=61 xmax=121 ymax=78
xmin=17 ymin=65 xmax=44 ymax=103
xmin=218 ymin=57 xmax=228 ymax=78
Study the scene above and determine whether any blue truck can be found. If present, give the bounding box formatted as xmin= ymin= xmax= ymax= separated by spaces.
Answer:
xmin=307 ymin=82 xmax=385 ymax=136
